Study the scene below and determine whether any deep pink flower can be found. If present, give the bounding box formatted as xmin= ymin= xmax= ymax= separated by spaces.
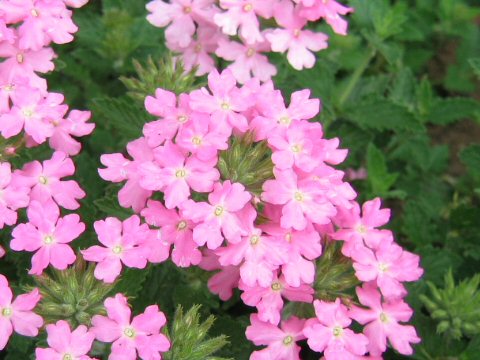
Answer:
xmin=0 ymin=275 xmax=43 ymax=350
xmin=82 ymin=216 xmax=150 ymax=283
xmin=304 ymin=299 xmax=368 ymax=359
xmin=246 ymin=314 xmax=306 ymax=360
xmin=11 ymin=200 xmax=84 ymax=274
xmin=91 ymin=293 xmax=170 ymax=360
xmin=36 ymin=320 xmax=95 ymax=360
xmin=13 ymin=151 xmax=85 ymax=210
xmin=349 ymin=283 xmax=421 ymax=355
xmin=199 ymin=250 xmax=240 ymax=300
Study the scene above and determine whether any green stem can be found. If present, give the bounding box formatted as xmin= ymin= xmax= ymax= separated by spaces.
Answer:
xmin=337 ymin=47 xmax=377 ymax=109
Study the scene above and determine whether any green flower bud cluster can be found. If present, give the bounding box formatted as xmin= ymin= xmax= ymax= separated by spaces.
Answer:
xmin=163 ymin=305 xmax=231 ymax=360
xmin=0 ymin=135 xmax=23 ymax=161
xmin=420 ymin=270 xmax=480 ymax=340
xmin=121 ymin=55 xmax=201 ymax=101
xmin=218 ymin=132 xmax=274 ymax=197
xmin=30 ymin=258 xmax=114 ymax=328
xmin=314 ymin=240 xmax=360 ymax=302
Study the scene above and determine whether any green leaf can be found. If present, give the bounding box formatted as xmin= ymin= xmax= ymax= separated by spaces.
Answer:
xmin=346 ymin=99 xmax=423 ymax=132
xmin=366 ymin=142 xmax=399 ymax=196
xmin=389 ymin=68 xmax=415 ymax=107
xmin=112 ymin=267 xmax=151 ymax=298
xmin=470 ymin=58 xmax=480 ymax=77
xmin=460 ymin=145 xmax=480 ymax=175
xmin=428 ymin=98 xmax=480 ymax=125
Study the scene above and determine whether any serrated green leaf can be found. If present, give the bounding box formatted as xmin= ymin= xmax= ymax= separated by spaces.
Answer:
xmin=346 ymin=99 xmax=423 ymax=132
xmin=366 ymin=142 xmax=399 ymax=196
xmin=470 ymin=58 xmax=480 ymax=77
xmin=460 ymin=144 xmax=480 ymax=175
xmin=428 ymin=98 xmax=480 ymax=125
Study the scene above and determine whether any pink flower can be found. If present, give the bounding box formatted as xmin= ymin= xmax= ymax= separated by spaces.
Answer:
xmin=142 ymin=200 xmax=202 ymax=267
xmin=349 ymin=283 xmax=421 ymax=355
xmin=246 ymin=314 xmax=306 ymax=360
xmin=182 ymin=180 xmax=252 ymax=249
xmin=98 ymin=138 xmax=154 ymax=212
xmin=91 ymin=293 xmax=170 ymax=360
xmin=304 ymin=299 xmax=368 ymax=359
xmin=64 ymin=0 xmax=89 ymax=8
xmin=199 ymin=250 xmax=240 ymax=300
xmin=0 ymin=85 xmax=67 ymax=144
xmin=240 ymin=274 xmax=313 ymax=325
xmin=13 ymin=151 xmax=85 ymax=210
xmin=215 ymin=0 xmax=274 ymax=44
xmin=48 ymin=109 xmax=95 ymax=155
xmin=0 ymin=275 xmax=43 ymax=350
xmin=0 ymin=162 xmax=29 ymax=229
xmin=250 ymin=89 xmax=320 ymax=140
xmin=146 ymin=0 xmax=217 ymax=47
xmin=35 ymin=320 xmax=95 ymax=360
xmin=82 ymin=216 xmax=150 ymax=283
xmin=351 ymin=242 xmax=423 ymax=299
xmin=10 ymin=200 xmax=84 ymax=274
xmin=299 ymin=0 xmax=353 ymax=36
xmin=216 ymin=38 xmax=277 ymax=84
xmin=332 ymin=198 xmax=393 ymax=256
xmin=189 ymin=69 xmax=253 ymax=134
xmin=139 ymin=141 xmax=220 ymax=209
xmin=262 ymin=168 xmax=336 ymax=230
xmin=267 ymin=0 xmax=328 ymax=70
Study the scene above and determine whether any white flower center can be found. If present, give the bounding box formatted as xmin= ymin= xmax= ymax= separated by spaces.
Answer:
xmin=1 ymin=307 xmax=12 ymax=317
xmin=243 ymin=3 xmax=253 ymax=11
xmin=246 ymin=48 xmax=255 ymax=57
xmin=271 ymin=282 xmax=282 ymax=292
xmin=43 ymin=235 xmax=55 ymax=245
xmin=16 ymin=53 xmax=24 ymax=64
xmin=220 ymin=102 xmax=230 ymax=110
xmin=378 ymin=262 xmax=389 ymax=273
xmin=379 ymin=312 xmax=389 ymax=323
xmin=31 ymin=8 xmax=39 ymax=17
xmin=123 ymin=327 xmax=136 ymax=338
xmin=112 ymin=245 xmax=123 ymax=255
xmin=214 ymin=205 xmax=224 ymax=217
xmin=283 ymin=335 xmax=293 ymax=345
xmin=177 ymin=115 xmax=188 ymax=123
xmin=176 ymin=220 xmax=188 ymax=231
xmin=294 ymin=191 xmax=304 ymax=202
xmin=62 ymin=354 xmax=73 ymax=360
xmin=332 ymin=326 xmax=343 ymax=338
xmin=39 ymin=175 xmax=48 ymax=185
xmin=175 ymin=168 xmax=187 ymax=178
xmin=250 ymin=235 xmax=260 ymax=245
xmin=192 ymin=136 xmax=202 ymax=145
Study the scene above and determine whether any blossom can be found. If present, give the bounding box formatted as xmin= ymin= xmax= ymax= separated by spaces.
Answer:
xmin=349 ymin=283 xmax=421 ymax=355
xmin=35 ymin=320 xmax=96 ymax=360
xmin=298 ymin=0 xmax=353 ymax=36
xmin=0 ymin=162 xmax=29 ymax=229
xmin=267 ymin=0 xmax=328 ymax=70
xmin=91 ymin=293 xmax=170 ymax=360
xmin=182 ymin=180 xmax=252 ymax=249
xmin=246 ymin=314 xmax=306 ymax=360
xmin=82 ymin=216 xmax=150 ymax=283
xmin=0 ymin=275 xmax=43 ymax=350
xmin=303 ymin=299 xmax=369 ymax=359
xmin=10 ymin=200 xmax=84 ymax=274
xmin=351 ymin=241 xmax=423 ymax=299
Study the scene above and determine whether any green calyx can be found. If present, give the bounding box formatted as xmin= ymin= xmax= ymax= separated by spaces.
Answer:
xmin=218 ymin=132 xmax=274 ymax=197
xmin=420 ymin=270 xmax=480 ymax=340
xmin=314 ymin=240 xmax=360 ymax=302
xmin=31 ymin=258 xmax=114 ymax=327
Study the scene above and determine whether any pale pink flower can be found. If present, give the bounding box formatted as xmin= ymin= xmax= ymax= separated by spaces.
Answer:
xmin=214 ymin=0 xmax=274 ymax=44
xmin=182 ymin=180 xmax=252 ymax=249
xmin=0 ymin=85 xmax=67 ymax=144
xmin=262 ymin=168 xmax=336 ymax=230
xmin=142 ymin=200 xmax=202 ymax=267
xmin=216 ymin=38 xmax=277 ymax=84
xmin=0 ymin=20 xmax=15 ymax=44
xmin=304 ymin=299 xmax=368 ymax=359
xmin=11 ymin=200 xmax=83 ymax=274
xmin=351 ymin=242 xmax=423 ymax=299
xmin=267 ymin=0 xmax=328 ymax=70
xmin=240 ymin=274 xmax=313 ymax=325
xmin=299 ymin=0 xmax=353 ymax=35
xmin=82 ymin=216 xmax=150 ymax=283
xmin=146 ymin=0 xmax=217 ymax=47
xmin=48 ymin=110 xmax=95 ymax=155
xmin=64 ymin=0 xmax=89 ymax=8
xmin=349 ymin=283 xmax=421 ymax=355
xmin=91 ymin=293 xmax=170 ymax=360
xmin=139 ymin=142 xmax=219 ymax=209
xmin=0 ymin=162 xmax=29 ymax=229
xmin=13 ymin=151 xmax=85 ymax=210
xmin=332 ymin=198 xmax=393 ymax=256
xmin=246 ymin=314 xmax=306 ymax=360
xmin=98 ymin=138 xmax=154 ymax=212
xmin=0 ymin=245 xmax=5 ymax=258
xmin=36 ymin=320 xmax=96 ymax=360
xmin=189 ymin=69 xmax=253 ymax=134
xmin=199 ymin=250 xmax=240 ymax=300
xmin=0 ymin=275 xmax=43 ymax=350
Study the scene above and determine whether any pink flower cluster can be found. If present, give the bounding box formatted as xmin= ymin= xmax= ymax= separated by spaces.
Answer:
xmin=0 ymin=0 xmax=94 ymax=273
xmin=35 ymin=294 xmax=170 ymax=360
xmin=146 ymin=0 xmax=353 ymax=82
xmin=98 ymin=69 xmax=423 ymax=358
